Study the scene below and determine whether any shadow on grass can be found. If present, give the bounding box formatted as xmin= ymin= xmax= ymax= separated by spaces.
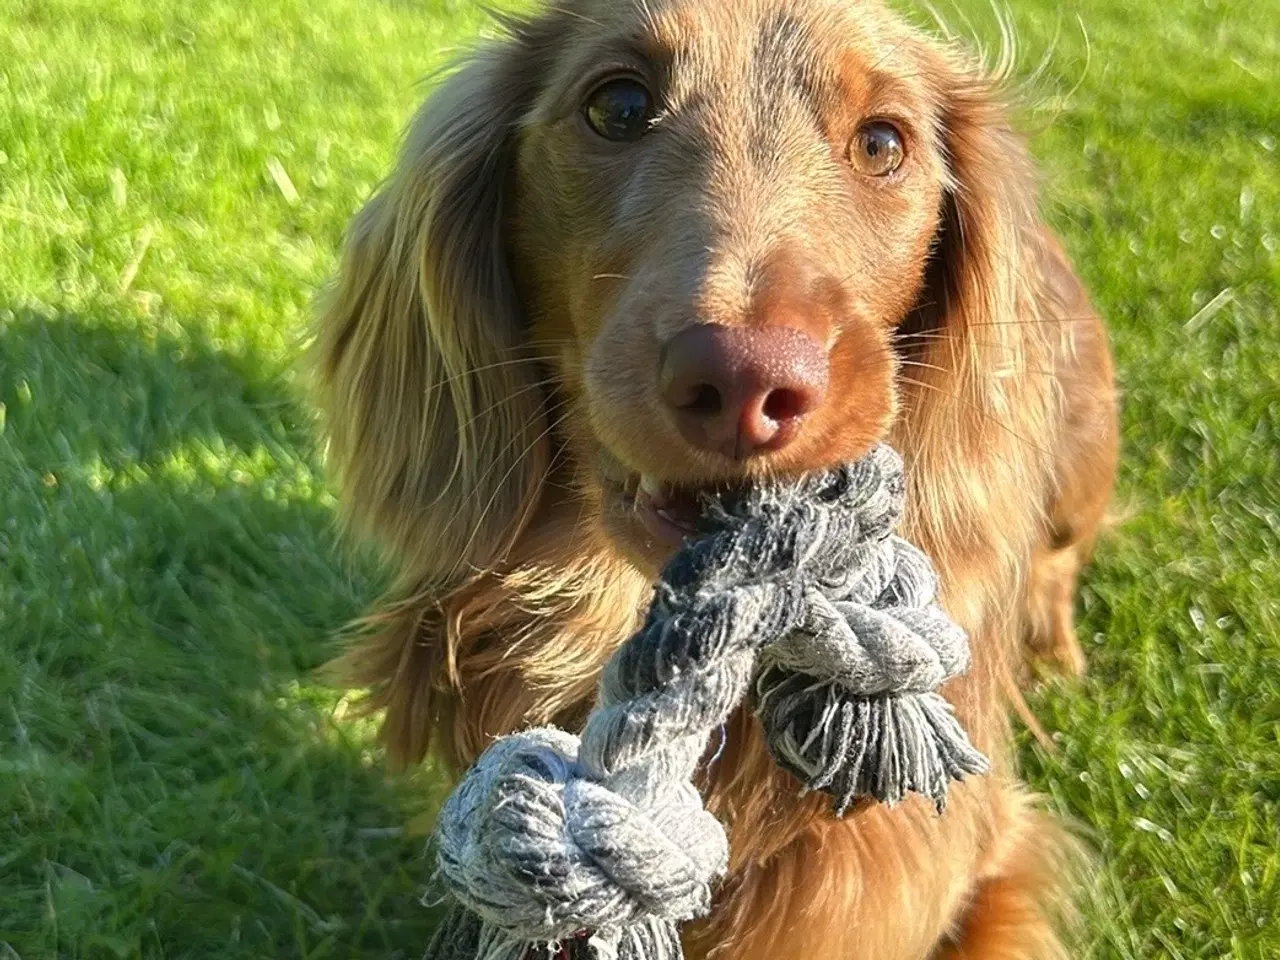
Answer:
xmin=1 ymin=306 xmax=447 ymax=959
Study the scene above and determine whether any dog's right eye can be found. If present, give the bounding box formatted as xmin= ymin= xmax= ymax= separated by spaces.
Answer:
xmin=583 ymin=78 xmax=654 ymax=142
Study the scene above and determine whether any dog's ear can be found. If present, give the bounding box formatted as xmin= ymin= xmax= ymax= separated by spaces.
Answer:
xmin=899 ymin=48 xmax=1058 ymax=587
xmin=315 ymin=30 xmax=550 ymax=585
xmin=916 ymin=54 xmax=1040 ymax=361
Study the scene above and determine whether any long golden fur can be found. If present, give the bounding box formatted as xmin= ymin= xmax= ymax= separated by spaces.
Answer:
xmin=314 ymin=0 xmax=1119 ymax=956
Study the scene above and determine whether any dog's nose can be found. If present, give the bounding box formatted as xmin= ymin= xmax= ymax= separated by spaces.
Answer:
xmin=659 ymin=324 xmax=829 ymax=459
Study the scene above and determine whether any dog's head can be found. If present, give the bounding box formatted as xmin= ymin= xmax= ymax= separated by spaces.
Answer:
xmin=318 ymin=0 xmax=1036 ymax=582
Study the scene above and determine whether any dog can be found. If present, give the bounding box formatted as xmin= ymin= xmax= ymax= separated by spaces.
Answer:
xmin=314 ymin=0 xmax=1119 ymax=956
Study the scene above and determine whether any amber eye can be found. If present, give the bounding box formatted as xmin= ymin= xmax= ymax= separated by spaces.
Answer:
xmin=583 ymin=77 xmax=654 ymax=142
xmin=849 ymin=121 xmax=905 ymax=176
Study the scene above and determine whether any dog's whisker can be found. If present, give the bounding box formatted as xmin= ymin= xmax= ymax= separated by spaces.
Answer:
xmin=455 ymin=377 xmax=567 ymax=434
xmin=542 ymin=3 xmax=605 ymax=29
xmin=893 ymin=384 xmax=1034 ymax=487
xmin=961 ymin=314 xmax=1101 ymax=328
xmin=898 ymin=375 xmax=1053 ymax=458
xmin=452 ymin=396 xmax=576 ymax=576
xmin=868 ymin=37 xmax=913 ymax=74
xmin=897 ymin=354 xmax=1076 ymax=383
xmin=447 ymin=393 xmax=572 ymax=520
xmin=896 ymin=359 xmax=952 ymax=376
xmin=415 ymin=355 xmax=557 ymax=402
xmin=416 ymin=400 xmax=554 ymax=520
xmin=895 ymin=336 xmax=1027 ymax=356
xmin=895 ymin=330 xmax=1024 ymax=348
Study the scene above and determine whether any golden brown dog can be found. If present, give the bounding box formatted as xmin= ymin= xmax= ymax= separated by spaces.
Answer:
xmin=314 ymin=0 xmax=1119 ymax=956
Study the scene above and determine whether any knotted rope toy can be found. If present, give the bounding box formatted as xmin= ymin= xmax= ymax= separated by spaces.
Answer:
xmin=424 ymin=445 xmax=988 ymax=960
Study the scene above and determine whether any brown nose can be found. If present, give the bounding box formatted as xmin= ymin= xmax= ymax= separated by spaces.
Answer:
xmin=659 ymin=324 xmax=829 ymax=459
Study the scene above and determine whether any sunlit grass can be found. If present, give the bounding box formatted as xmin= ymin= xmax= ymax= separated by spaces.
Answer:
xmin=1 ymin=0 xmax=1277 ymax=956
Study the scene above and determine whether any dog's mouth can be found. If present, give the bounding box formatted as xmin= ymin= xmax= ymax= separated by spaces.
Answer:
xmin=595 ymin=451 xmax=762 ymax=558
xmin=619 ymin=474 xmax=709 ymax=547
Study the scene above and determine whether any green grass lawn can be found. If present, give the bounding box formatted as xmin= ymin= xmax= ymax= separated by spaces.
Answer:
xmin=1 ymin=0 xmax=1276 ymax=956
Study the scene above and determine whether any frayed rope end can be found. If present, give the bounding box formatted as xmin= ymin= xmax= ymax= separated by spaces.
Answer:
xmin=758 ymin=672 xmax=989 ymax=815
xmin=423 ymin=900 xmax=684 ymax=960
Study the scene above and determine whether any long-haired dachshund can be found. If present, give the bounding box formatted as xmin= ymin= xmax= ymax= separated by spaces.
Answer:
xmin=314 ymin=0 xmax=1119 ymax=956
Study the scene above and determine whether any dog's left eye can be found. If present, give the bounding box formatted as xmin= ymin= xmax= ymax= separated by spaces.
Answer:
xmin=849 ymin=121 xmax=905 ymax=177
xmin=583 ymin=78 xmax=654 ymax=142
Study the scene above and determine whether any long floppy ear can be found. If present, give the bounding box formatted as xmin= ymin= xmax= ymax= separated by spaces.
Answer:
xmin=915 ymin=49 xmax=1041 ymax=375
xmin=313 ymin=27 xmax=569 ymax=767
xmin=898 ymin=45 xmax=1060 ymax=710
xmin=315 ymin=32 xmax=550 ymax=585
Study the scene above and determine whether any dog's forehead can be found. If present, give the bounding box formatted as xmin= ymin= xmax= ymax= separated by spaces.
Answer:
xmin=557 ymin=0 xmax=928 ymax=121
xmin=575 ymin=0 xmax=901 ymax=71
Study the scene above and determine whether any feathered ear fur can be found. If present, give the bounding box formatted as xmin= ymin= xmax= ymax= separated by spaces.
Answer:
xmin=892 ymin=46 xmax=1061 ymax=743
xmin=315 ymin=33 xmax=550 ymax=585
xmin=313 ymin=26 xmax=562 ymax=765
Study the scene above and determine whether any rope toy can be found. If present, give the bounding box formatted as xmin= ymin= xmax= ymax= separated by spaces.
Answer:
xmin=423 ymin=445 xmax=988 ymax=960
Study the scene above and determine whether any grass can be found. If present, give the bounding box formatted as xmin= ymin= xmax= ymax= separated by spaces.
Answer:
xmin=0 ymin=0 xmax=1275 ymax=956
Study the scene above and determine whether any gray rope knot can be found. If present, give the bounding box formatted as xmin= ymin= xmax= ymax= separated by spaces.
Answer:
xmin=425 ymin=445 xmax=988 ymax=960
xmin=430 ymin=728 xmax=712 ymax=960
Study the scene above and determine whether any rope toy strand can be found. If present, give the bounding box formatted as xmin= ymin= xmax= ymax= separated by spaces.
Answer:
xmin=425 ymin=445 xmax=988 ymax=960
